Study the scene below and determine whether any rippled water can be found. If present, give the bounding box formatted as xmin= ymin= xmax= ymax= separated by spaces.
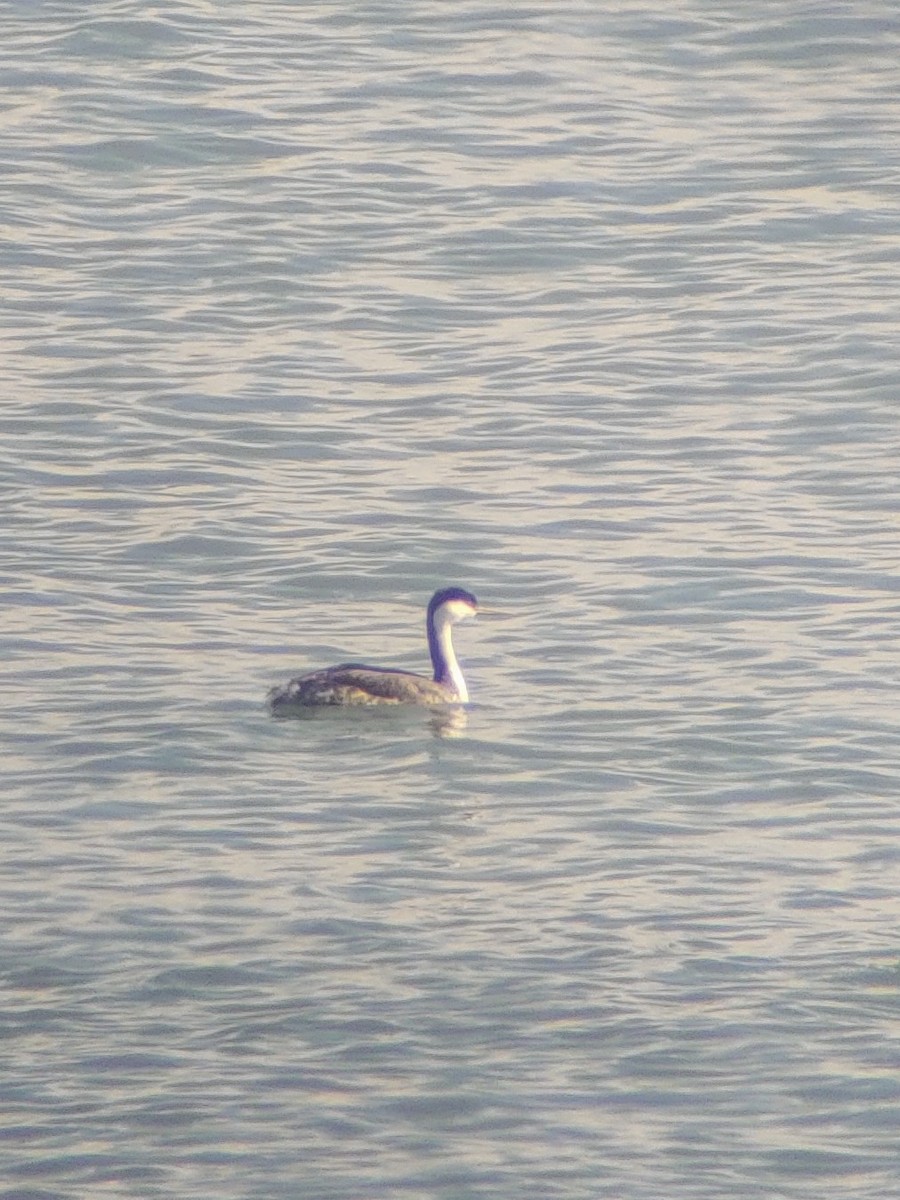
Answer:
xmin=4 ymin=1 xmax=900 ymax=1197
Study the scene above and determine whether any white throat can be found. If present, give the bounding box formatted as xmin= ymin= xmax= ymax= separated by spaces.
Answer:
xmin=432 ymin=607 xmax=470 ymax=702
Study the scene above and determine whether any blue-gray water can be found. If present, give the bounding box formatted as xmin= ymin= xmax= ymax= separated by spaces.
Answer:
xmin=3 ymin=2 xmax=900 ymax=1197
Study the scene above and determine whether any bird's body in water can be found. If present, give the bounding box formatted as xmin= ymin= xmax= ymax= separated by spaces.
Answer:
xmin=268 ymin=587 xmax=478 ymax=712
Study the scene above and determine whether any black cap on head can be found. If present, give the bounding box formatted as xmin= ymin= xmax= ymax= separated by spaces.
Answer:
xmin=428 ymin=587 xmax=478 ymax=616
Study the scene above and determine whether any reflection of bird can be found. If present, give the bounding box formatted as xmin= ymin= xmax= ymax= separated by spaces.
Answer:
xmin=268 ymin=587 xmax=479 ymax=711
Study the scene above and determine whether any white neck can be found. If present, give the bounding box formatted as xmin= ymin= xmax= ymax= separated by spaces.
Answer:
xmin=431 ymin=608 xmax=469 ymax=702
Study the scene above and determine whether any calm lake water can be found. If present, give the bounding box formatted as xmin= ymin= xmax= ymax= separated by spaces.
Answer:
xmin=3 ymin=1 xmax=900 ymax=1197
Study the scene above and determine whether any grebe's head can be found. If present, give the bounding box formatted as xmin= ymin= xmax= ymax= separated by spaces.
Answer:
xmin=428 ymin=587 xmax=478 ymax=625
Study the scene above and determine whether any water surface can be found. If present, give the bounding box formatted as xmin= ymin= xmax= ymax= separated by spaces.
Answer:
xmin=3 ymin=2 xmax=900 ymax=1197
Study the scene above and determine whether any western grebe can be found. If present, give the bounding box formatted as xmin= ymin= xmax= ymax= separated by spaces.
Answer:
xmin=268 ymin=587 xmax=478 ymax=711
